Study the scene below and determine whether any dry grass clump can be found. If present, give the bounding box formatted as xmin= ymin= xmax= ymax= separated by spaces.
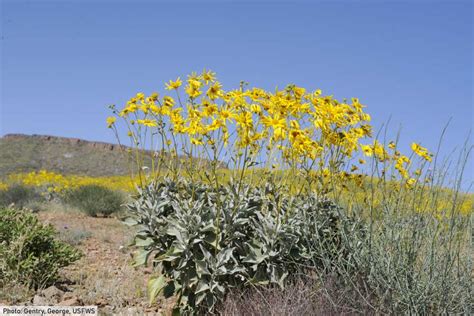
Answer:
xmin=220 ymin=276 xmax=375 ymax=316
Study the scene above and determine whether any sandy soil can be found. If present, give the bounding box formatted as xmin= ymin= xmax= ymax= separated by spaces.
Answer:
xmin=32 ymin=208 xmax=171 ymax=315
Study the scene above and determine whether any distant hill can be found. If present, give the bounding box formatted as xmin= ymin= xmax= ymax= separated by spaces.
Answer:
xmin=0 ymin=134 xmax=224 ymax=177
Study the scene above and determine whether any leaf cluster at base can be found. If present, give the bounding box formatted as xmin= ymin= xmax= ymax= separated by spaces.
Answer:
xmin=126 ymin=179 xmax=360 ymax=314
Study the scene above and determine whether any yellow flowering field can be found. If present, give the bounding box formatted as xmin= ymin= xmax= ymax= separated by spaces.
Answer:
xmin=2 ymin=168 xmax=470 ymax=217
xmin=3 ymin=170 xmax=138 ymax=193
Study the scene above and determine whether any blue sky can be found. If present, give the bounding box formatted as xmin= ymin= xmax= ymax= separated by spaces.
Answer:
xmin=1 ymin=0 xmax=472 ymax=184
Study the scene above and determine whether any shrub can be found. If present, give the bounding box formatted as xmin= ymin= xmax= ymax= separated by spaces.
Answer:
xmin=126 ymin=179 xmax=357 ymax=314
xmin=0 ymin=207 xmax=82 ymax=289
xmin=62 ymin=184 xmax=124 ymax=217
xmin=58 ymin=228 xmax=92 ymax=246
xmin=324 ymin=212 xmax=473 ymax=314
xmin=0 ymin=184 xmax=43 ymax=209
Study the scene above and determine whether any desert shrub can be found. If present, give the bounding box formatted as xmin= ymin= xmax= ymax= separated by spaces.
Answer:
xmin=220 ymin=208 xmax=472 ymax=315
xmin=319 ymin=212 xmax=473 ymax=314
xmin=62 ymin=184 xmax=124 ymax=217
xmin=126 ymin=179 xmax=358 ymax=314
xmin=0 ymin=184 xmax=43 ymax=209
xmin=0 ymin=207 xmax=82 ymax=289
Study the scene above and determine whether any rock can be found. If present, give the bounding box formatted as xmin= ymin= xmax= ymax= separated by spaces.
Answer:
xmin=32 ymin=295 xmax=49 ymax=305
xmin=58 ymin=297 xmax=81 ymax=306
xmin=41 ymin=286 xmax=64 ymax=303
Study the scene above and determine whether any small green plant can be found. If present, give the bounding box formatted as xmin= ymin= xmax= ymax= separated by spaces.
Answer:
xmin=0 ymin=184 xmax=43 ymax=209
xmin=62 ymin=184 xmax=124 ymax=217
xmin=0 ymin=207 xmax=82 ymax=289
xmin=126 ymin=179 xmax=355 ymax=314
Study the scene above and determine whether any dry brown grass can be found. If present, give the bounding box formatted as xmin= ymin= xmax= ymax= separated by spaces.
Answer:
xmin=219 ymin=275 xmax=376 ymax=316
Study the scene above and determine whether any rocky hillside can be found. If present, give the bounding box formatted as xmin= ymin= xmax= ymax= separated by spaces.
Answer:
xmin=0 ymin=134 xmax=136 ymax=176
xmin=0 ymin=134 xmax=223 ymax=177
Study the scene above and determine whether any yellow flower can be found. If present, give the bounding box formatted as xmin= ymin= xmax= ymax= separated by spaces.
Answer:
xmin=148 ymin=92 xmax=159 ymax=101
xmin=235 ymin=112 xmax=253 ymax=128
xmin=150 ymin=104 xmax=160 ymax=114
xmin=411 ymin=142 xmax=423 ymax=153
xmin=406 ymin=178 xmax=416 ymax=187
xmin=361 ymin=144 xmax=373 ymax=157
xmin=293 ymin=86 xmax=306 ymax=99
xmin=208 ymin=119 xmax=223 ymax=131
xmin=250 ymin=104 xmax=262 ymax=114
xmin=202 ymin=69 xmax=216 ymax=84
xmin=360 ymin=113 xmax=371 ymax=122
xmin=119 ymin=102 xmax=138 ymax=117
xmin=163 ymin=96 xmax=175 ymax=107
xmin=185 ymin=83 xmax=202 ymax=98
xmin=106 ymin=116 xmax=116 ymax=128
xmin=273 ymin=127 xmax=286 ymax=140
xmin=137 ymin=119 xmax=158 ymax=127
xmin=262 ymin=114 xmax=286 ymax=129
xmin=218 ymin=107 xmax=235 ymax=124
xmin=411 ymin=142 xmax=432 ymax=162
xmin=206 ymin=82 xmax=222 ymax=100
xmin=290 ymin=120 xmax=300 ymax=129
xmin=352 ymin=97 xmax=365 ymax=112
xmin=190 ymin=137 xmax=203 ymax=145
xmin=165 ymin=77 xmax=182 ymax=90
xmin=202 ymin=103 xmax=218 ymax=117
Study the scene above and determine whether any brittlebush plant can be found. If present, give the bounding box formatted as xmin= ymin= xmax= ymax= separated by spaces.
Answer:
xmin=107 ymin=71 xmax=473 ymax=314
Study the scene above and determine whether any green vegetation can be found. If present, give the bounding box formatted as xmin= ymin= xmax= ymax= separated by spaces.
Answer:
xmin=62 ymin=184 xmax=125 ymax=217
xmin=0 ymin=207 xmax=82 ymax=290
xmin=127 ymin=179 xmax=361 ymax=314
xmin=0 ymin=184 xmax=43 ymax=208
xmin=127 ymin=178 xmax=472 ymax=314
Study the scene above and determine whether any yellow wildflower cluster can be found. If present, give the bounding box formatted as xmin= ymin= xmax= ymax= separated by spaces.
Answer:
xmin=411 ymin=142 xmax=432 ymax=162
xmin=0 ymin=181 xmax=8 ymax=191
xmin=107 ymin=70 xmax=435 ymax=195
xmin=110 ymin=72 xmax=374 ymax=159
xmin=6 ymin=170 xmax=138 ymax=193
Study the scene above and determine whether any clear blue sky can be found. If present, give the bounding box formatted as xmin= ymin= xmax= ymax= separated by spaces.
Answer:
xmin=1 ymin=0 xmax=473 ymax=184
